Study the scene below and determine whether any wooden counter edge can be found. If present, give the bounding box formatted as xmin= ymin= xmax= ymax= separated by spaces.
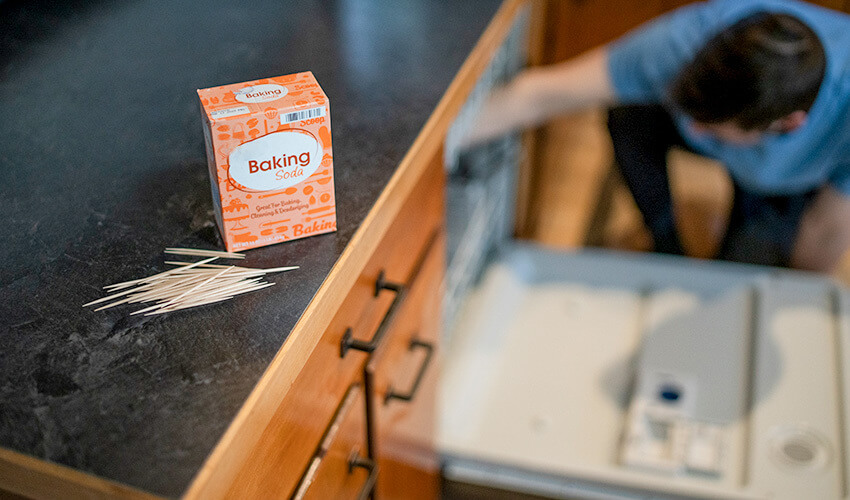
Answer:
xmin=182 ymin=1 xmax=528 ymax=498
xmin=0 ymin=447 xmax=160 ymax=500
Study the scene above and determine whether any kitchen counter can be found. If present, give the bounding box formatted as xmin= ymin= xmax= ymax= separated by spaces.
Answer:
xmin=0 ymin=0 xmax=501 ymax=496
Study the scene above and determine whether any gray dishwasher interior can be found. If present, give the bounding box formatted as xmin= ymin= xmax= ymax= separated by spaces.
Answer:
xmin=439 ymin=244 xmax=850 ymax=500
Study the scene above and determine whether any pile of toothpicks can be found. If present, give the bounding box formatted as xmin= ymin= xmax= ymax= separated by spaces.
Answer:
xmin=83 ymin=248 xmax=297 ymax=316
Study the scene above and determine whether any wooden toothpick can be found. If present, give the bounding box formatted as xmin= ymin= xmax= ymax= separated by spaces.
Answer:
xmin=86 ymin=250 xmax=296 ymax=316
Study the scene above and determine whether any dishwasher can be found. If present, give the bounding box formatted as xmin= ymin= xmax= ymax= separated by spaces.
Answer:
xmin=439 ymin=9 xmax=850 ymax=499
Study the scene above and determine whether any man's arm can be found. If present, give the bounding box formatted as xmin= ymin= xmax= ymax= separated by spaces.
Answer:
xmin=462 ymin=0 xmax=719 ymax=149
xmin=791 ymin=185 xmax=850 ymax=273
xmin=462 ymin=47 xmax=616 ymax=148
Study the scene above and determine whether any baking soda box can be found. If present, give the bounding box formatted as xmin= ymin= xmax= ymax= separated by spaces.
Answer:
xmin=198 ymin=72 xmax=335 ymax=251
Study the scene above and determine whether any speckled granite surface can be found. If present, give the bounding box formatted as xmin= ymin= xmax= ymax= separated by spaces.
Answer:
xmin=0 ymin=0 xmax=501 ymax=496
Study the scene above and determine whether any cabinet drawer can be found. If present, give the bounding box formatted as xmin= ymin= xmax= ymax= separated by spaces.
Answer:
xmin=366 ymin=230 xmax=445 ymax=500
xmin=292 ymin=384 xmax=374 ymax=500
xmin=223 ymin=152 xmax=445 ymax=498
xmin=339 ymin=155 xmax=445 ymax=358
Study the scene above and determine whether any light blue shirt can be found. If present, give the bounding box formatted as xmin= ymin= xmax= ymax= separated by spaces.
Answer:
xmin=607 ymin=0 xmax=850 ymax=195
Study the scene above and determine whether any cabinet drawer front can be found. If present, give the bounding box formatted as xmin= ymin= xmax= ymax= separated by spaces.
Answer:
xmin=338 ymin=157 xmax=445 ymax=358
xmin=224 ymin=154 xmax=445 ymax=498
xmin=224 ymin=332 xmax=368 ymax=498
xmin=293 ymin=384 xmax=374 ymax=500
xmin=366 ymin=230 xmax=445 ymax=500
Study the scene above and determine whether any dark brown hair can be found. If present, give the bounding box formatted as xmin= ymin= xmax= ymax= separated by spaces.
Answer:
xmin=670 ymin=12 xmax=825 ymax=130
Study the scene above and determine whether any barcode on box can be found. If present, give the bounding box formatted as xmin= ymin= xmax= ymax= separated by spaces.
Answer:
xmin=281 ymin=106 xmax=325 ymax=125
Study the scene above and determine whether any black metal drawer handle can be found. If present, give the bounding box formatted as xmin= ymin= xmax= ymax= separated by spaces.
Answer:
xmin=384 ymin=339 xmax=434 ymax=404
xmin=348 ymin=452 xmax=378 ymax=500
xmin=340 ymin=271 xmax=405 ymax=357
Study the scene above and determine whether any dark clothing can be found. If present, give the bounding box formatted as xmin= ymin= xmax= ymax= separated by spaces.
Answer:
xmin=607 ymin=104 xmax=815 ymax=267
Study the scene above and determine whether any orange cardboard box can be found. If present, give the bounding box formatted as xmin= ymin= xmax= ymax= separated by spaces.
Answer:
xmin=197 ymin=72 xmax=335 ymax=251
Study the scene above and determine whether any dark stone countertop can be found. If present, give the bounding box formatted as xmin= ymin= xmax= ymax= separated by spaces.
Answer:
xmin=0 ymin=0 xmax=501 ymax=496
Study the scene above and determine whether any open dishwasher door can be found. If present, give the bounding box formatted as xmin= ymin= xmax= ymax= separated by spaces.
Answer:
xmin=439 ymin=244 xmax=850 ymax=500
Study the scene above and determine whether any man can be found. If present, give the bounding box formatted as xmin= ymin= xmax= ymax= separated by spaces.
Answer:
xmin=465 ymin=0 xmax=850 ymax=271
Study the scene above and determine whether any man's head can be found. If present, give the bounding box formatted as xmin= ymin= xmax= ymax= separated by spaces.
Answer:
xmin=670 ymin=11 xmax=825 ymax=144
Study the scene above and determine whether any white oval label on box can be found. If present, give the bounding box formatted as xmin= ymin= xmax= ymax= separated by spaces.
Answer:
xmin=234 ymin=84 xmax=287 ymax=103
xmin=228 ymin=130 xmax=322 ymax=191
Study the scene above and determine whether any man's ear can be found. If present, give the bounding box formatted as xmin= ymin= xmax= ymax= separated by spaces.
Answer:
xmin=772 ymin=110 xmax=808 ymax=132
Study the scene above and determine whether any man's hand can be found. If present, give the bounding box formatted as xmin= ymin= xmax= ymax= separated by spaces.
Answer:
xmin=461 ymin=47 xmax=616 ymax=149
xmin=791 ymin=185 xmax=850 ymax=273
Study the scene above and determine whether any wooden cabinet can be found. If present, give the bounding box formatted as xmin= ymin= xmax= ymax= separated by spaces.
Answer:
xmin=362 ymin=160 xmax=445 ymax=500
xmin=291 ymin=384 xmax=374 ymax=500
xmin=286 ymin=154 xmax=444 ymax=500
xmin=365 ymin=228 xmax=445 ymax=500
